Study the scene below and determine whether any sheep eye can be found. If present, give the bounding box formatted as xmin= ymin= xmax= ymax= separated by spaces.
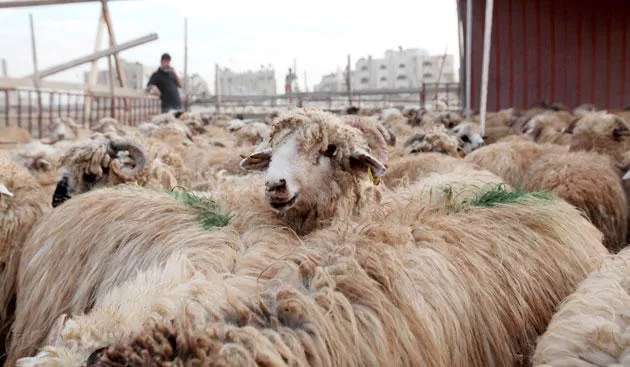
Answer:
xmin=613 ymin=127 xmax=629 ymax=139
xmin=461 ymin=135 xmax=470 ymax=143
xmin=323 ymin=144 xmax=337 ymax=157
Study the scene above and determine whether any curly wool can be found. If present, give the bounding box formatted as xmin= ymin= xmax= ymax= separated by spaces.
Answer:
xmin=532 ymin=247 xmax=630 ymax=367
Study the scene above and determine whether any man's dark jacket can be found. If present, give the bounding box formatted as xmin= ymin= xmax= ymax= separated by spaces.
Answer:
xmin=147 ymin=68 xmax=182 ymax=112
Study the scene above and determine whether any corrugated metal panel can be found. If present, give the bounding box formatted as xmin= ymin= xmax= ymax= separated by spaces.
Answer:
xmin=458 ymin=0 xmax=630 ymax=111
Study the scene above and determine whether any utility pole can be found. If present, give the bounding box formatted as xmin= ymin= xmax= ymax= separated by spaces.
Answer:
xmin=184 ymin=17 xmax=188 ymax=110
xmin=1 ymin=59 xmax=7 ymax=77
xmin=346 ymin=54 xmax=352 ymax=105
xmin=214 ymin=63 xmax=221 ymax=114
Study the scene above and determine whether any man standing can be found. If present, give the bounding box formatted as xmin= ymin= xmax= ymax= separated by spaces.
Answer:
xmin=146 ymin=53 xmax=183 ymax=113
xmin=285 ymin=68 xmax=297 ymax=103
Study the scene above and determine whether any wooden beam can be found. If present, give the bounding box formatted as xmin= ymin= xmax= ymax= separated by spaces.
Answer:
xmin=0 ymin=0 xmax=132 ymax=8
xmin=0 ymin=76 xmax=153 ymax=97
xmin=22 ymin=33 xmax=158 ymax=79
xmin=100 ymin=0 xmax=126 ymax=89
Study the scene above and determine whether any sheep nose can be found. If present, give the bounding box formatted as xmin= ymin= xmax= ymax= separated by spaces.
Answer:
xmin=266 ymin=179 xmax=287 ymax=193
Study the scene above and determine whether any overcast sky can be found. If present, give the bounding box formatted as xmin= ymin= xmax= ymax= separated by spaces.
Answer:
xmin=0 ymin=0 xmax=460 ymax=93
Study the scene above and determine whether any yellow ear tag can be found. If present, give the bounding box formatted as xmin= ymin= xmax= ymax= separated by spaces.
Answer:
xmin=458 ymin=150 xmax=466 ymax=158
xmin=368 ymin=166 xmax=382 ymax=186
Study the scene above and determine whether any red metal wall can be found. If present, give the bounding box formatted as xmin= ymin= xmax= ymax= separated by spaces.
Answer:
xmin=458 ymin=0 xmax=630 ymax=112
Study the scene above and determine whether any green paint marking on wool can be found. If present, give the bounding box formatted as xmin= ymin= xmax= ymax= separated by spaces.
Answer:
xmin=168 ymin=190 xmax=232 ymax=230
xmin=467 ymin=183 xmax=555 ymax=208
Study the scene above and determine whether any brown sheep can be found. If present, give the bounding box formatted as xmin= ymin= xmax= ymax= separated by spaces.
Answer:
xmin=464 ymin=140 xmax=569 ymax=185
xmin=531 ymin=247 xmax=630 ymax=367
xmin=522 ymin=151 xmax=628 ymax=252
xmin=14 ymin=187 xmax=608 ymax=367
xmin=0 ymin=154 xmax=49 ymax=365
xmin=564 ymin=111 xmax=630 ymax=167
xmin=51 ymin=135 xmax=151 ymax=208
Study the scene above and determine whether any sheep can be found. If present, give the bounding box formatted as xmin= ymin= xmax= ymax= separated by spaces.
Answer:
xmin=13 ymin=185 xmax=609 ymax=367
xmin=239 ymin=108 xmax=390 ymax=235
xmin=403 ymin=130 xmax=462 ymax=157
xmin=572 ymin=103 xmax=600 ymax=117
xmin=449 ymin=122 xmax=485 ymax=154
xmin=522 ymin=150 xmax=628 ymax=252
xmin=90 ymin=117 xmax=127 ymax=136
xmin=51 ymin=134 xmax=152 ymax=208
xmin=0 ymin=153 xmax=49 ymax=365
xmin=233 ymin=121 xmax=272 ymax=147
xmin=45 ymin=117 xmax=80 ymax=144
xmin=0 ymin=127 xmax=32 ymax=144
xmin=564 ymin=111 xmax=630 ymax=167
xmin=464 ymin=140 xmax=569 ymax=185
xmin=520 ymin=112 xmax=573 ymax=145
xmin=12 ymin=141 xmax=61 ymax=187
xmin=531 ymin=246 xmax=630 ymax=367
xmin=6 ymin=185 xmax=284 ymax=364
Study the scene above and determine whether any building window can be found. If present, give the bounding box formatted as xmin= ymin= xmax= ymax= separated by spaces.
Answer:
xmin=380 ymin=76 xmax=387 ymax=82
xmin=423 ymin=73 xmax=433 ymax=79
xmin=398 ymin=63 xmax=406 ymax=68
xmin=360 ymin=66 xmax=368 ymax=71
xmin=423 ymin=61 xmax=432 ymax=67
xmin=396 ymin=75 xmax=407 ymax=80
xmin=380 ymin=65 xmax=387 ymax=70
xmin=360 ymin=77 xmax=369 ymax=84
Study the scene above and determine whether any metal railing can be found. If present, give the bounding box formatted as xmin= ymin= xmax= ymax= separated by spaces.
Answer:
xmin=0 ymin=88 xmax=161 ymax=138
xmin=190 ymin=82 xmax=461 ymax=113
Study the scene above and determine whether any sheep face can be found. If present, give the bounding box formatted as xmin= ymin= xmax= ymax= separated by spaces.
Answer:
xmin=450 ymin=123 xmax=485 ymax=154
xmin=240 ymin=110 xmax=387 ymax=233
xmin=52 ymin=139 xmax=149 ymax=208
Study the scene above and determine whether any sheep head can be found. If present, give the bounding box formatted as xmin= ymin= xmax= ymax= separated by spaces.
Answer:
xmin=564 ymin=112 xmax=630 ymax=164
xmin=450 ymin=122 xmax=485 ymax=154
xmin=52 ymin=137 xmax=149 ymax=207
xmin=239 ymin=109 xmax=387 ymax=234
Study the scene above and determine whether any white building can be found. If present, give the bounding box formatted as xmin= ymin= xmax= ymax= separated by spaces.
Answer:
xmin=84 ymin=59 xmax=149 ymax=91
xmin=420 ymin=54 xmax=456 ymax=83
xmin=347 ymin=48 xmax=456 ymax=91
xmin=218 ymin=66 xmax=276 ymax=96
xmin=314 ymin=67 xmax=356 ymax=93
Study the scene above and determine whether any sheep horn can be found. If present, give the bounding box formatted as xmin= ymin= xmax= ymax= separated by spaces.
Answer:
xmin=108 ymin=139 xmax=148 ymax=181
xmin=0 ymin=183 xmax=13 ymax=197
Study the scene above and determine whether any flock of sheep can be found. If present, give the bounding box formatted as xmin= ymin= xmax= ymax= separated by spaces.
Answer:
xmin=0 ymin=100 xmax=629 ymax=366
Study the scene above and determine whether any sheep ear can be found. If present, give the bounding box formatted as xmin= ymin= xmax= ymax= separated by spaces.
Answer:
xmin=239 ymin=147 xmax=271 ymax=171
xmin=349 ymin=148 xmax=387 ymax=177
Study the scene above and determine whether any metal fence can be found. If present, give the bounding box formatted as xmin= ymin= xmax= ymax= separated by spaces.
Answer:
xmin=0 ymin=88 xmax=161 ymax=138
xmin=190 ymin=82 xmax=462 ymax=114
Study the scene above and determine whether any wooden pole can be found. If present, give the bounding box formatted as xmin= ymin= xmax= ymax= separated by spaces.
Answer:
xmin=100 ymin=0 xmax=125 ymax=89
xmin=214 ymin=64 xmax=221 ymax=114
xmin=479 ymin=0 xmax=494 ymax=136
xmin=347 ymin=54 xmax=352 ymax=105
xmin=303 ymin=71 xmax=307 ymax=93
xmin=23 ymin=33 xmax=158 ymax=79
xmin=107 ymin=54 xmax=115 ymax=117
xmin=1 ymin=0 xmax=132 ymax=8
xmin=1 ymin=59 xmax=7 ymax=77
xmin=84 ymin=12 xmax=106 ymax=127
xmin=29 ymin=13 xmax=43 ymax=137
xmin=184 ymin=17 xmax=188 ymax=110
xmin=434 ymin=46 xmax=448 ymax=101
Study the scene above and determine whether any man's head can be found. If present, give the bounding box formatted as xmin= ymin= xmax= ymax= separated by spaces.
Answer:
xmin=160 ymin=53 xmax=171 ymax=69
